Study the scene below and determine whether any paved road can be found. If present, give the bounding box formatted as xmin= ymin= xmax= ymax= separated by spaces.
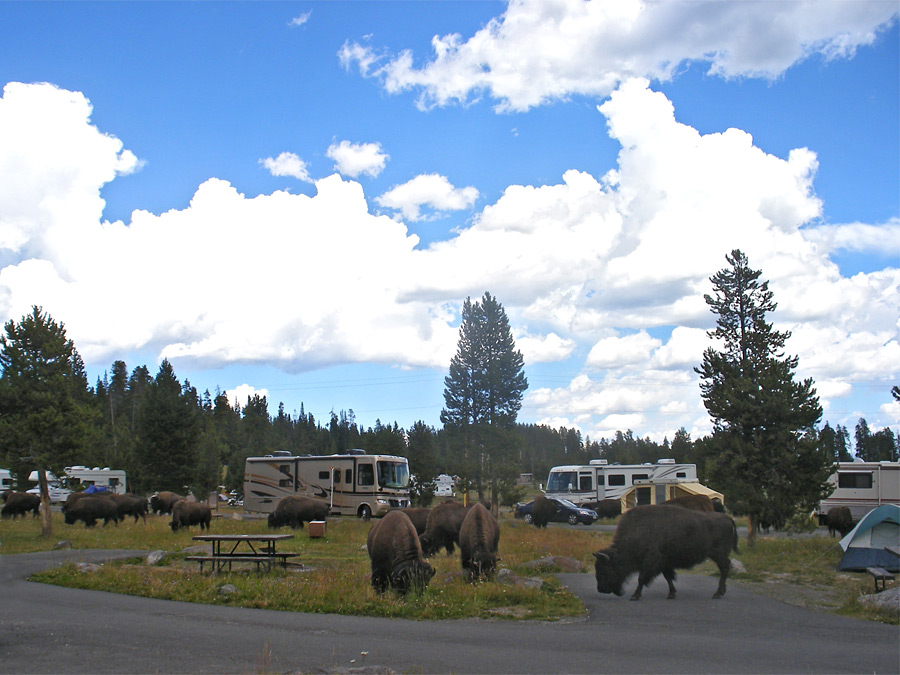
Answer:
xmin=1 ymin=549 xmax=897 ymax=674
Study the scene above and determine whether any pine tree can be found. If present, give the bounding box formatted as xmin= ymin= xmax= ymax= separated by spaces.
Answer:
xmin=440 ymin=292 xmax=527 ymax=507
xmin=696 ymin=250 xmax=830 ymax=544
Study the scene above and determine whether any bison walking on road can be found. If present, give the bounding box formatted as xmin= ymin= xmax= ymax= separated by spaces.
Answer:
xmin=367 ymin=510 xmax=435 ymax=595
xmin=459 ymin=503 xmax=500 ymax=581
xmin=267 ymin=496 xmax=329 ymax=529
xmin=169 ymin=500 xmax=211 ymax=532
xmin=593 ymin=504 xmax=738 ymax=601
xmin=585 ymin=499 xmax=621 ymax=520
xmin=64 ymin=496 xmax=120 ymax=527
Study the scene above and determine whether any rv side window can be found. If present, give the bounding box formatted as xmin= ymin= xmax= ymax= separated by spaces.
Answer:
xmin=279 ymin=478 xmax=292 ymax=488
xmin=676 ymin=472 xmax=686 ymax=478
xmin=279 ymin=465 xmax=290 ymax=473
xmin=608 ymin=474 xmax=625 ymax=487
xmin=345 ymin=469 xmax=352 ymax=484
xmin=838 ymin=472 xmax=873 ymax=489
xmin=318 ymin=471 xmax=329 ymax=480
xmin=632 ymin=473 xmax=649 ymax=484
xmin=333 ymin=469 xmax=341 ymax=484
xmin=579 ymin=475 xmax=593 ymax=491
xmin=358 ymin=464 xmax=374 ymax=487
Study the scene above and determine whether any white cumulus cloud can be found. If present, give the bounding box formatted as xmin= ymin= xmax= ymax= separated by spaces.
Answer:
xmin=259 ymin=152 xmax=313 ymax=182
xmin=327 ymin=140 xmax=389 ymax=178
xmin=376 ymin=174 xmax=479 ymax=221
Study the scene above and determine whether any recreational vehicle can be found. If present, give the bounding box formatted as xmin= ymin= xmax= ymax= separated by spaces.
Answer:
xmin=243 ymin=450 xmax=411 ymax=518
xmin=26 ymin=466 xmax=127 ymax=496
xmin=0 ymin=467 xmax=13 ymax=491
xmin=544 ymin=459 xmax=698 ymax=506
xmin=816 ymin=461 xmax=900 ymax=522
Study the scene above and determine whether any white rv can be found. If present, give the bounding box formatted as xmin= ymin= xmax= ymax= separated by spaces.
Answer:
xmin=27 ymin=466 xmax=127 ymax=495
xmin=544 ymin=459 xmax=698 ymax=506
xmin=816 ymin=461 xmax=900 ymax=522
xmin=0 ymin=467 xmax=13 ymax=491
xmin=244 ymin=450 xmax=411 ymax=518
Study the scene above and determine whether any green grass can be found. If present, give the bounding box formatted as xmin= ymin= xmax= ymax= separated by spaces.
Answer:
xmin=5 ymin=509 xmax=896 ymax=623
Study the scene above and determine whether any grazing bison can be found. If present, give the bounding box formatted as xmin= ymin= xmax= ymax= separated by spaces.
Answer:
xmin=1 ymin=491 xmax=40 ymax=519
xmin=529 ymin=495 xmax=558 ymax=528
xmin=64 ymin=496 xmax=120 ymax=527
xmin=169 ymin=500 xmax=212 ymax=532
xmin=585 ymin=499 xmax=622 ymax=520
xmin=150 ymin=491 xmax=184 ymax=516
xmin=109 ymin=494 xmax=148 ymax=523
xmin=400 ymin=507 xmax=431 ymax=535
xmin=459 ymin=503 xmax=500 ymax=581
xmin=826 ymin=506 xmax=854 ymax=538
xmin=62 ymin=491 xmax=95 ymax=513
xmin=419 ymin=501 xmax=469 ymax=556
xmin=267 ymin=496 xmax=329 ymax=529
xmin=367 ymin=510 xmax=435 ymax=595
xmin=664 ymin=494 xmax=715 ymax=512
xmin=593 ymin=504 xmax=738 ymax=601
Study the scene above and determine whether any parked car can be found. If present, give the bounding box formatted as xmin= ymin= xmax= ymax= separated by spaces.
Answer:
xmin=25 ymin=485 xmax=71 ymax=503
xmin=514 ymin=497 xmax=598 ymax=525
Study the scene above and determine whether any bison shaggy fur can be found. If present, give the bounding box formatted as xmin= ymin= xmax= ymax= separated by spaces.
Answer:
xmin=400 ymin=507 xmax=431 ymax=535
xmin=1 ymin=491 xmax=40 ymax=519
xmin=109 ymin=493 xmax=148 ymax=523
xmin=826 ymin=506 xmax=854 ymax=538
xmin=64 ymin=496 xmax=120 ymax=528
xmin=169 ymin=500 xmax=211 ymax=532
xmin=419 ymin=501 xmax=469 ymax=556
xmin=584 ymin=499 xmax=621 ymax=520
xmin=150 ymin=491 xmax=184 ymax=516
xmin=459 ymin=503 xmax=500 ymax=581
xmin=267 ymin=496 xmax=329 ymax=529
xmin=529 ymin=495 xmax=558 ymax=528
xmin=594 ymin=504 xmax=738 ymax=601
xmin=367 ymin=510 xmax=435 ymax=594
xmin=664 ymin=494 xmax=716 ymax=512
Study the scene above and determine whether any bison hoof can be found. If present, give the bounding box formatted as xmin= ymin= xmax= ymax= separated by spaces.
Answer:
xmin=712 ymin=592 xmax=724 ymax=599
xmin=666 ymin=593 xmax=676 ymax=600
xmin=629 ymin=594 xmax=642 ymax=601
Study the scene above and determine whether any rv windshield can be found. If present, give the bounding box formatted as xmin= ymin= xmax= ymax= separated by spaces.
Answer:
xmin=547 ymin=471 xmax=578 ymax=492
xmin=376 ymin=460 xmax=409 ymax=489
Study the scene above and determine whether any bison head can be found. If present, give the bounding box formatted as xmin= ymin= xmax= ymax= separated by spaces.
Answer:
xmin=267 ymin=512 xmax=280 ymax=528
xmin=593 ymin=549 xmax=625 ymax=596
xmin=391 ymin=559 xmax=435 ymax=595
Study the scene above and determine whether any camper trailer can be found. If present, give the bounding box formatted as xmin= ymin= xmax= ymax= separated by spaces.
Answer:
xmin=619 ymin=479 xmax=724 ymax=512
xmin=817 ymin=461 xmax=900 ymax=522
xmin=244 ymin=450 xmax=411 ymax=518
xmin=544 ymin=459 xmax=698 ymax=506
xmin=27 ymin=466 xmax=127 ymax=496
xmin=0 ymin=467 xmax=13 ymax=491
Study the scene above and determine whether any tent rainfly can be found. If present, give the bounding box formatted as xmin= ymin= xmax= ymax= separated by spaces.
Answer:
xmin=837 ymin=504 xmax=900 ymax=573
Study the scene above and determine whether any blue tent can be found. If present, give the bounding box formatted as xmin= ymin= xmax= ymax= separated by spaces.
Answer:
xmin=83 ymin=484 xmax=108 ymax=494
xmin=837 ymin=504 xmax=900 ymax=572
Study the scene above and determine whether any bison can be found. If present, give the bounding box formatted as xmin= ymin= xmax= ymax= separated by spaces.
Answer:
xmin=64 ymin=496 xmax=120 ymax=527
xmin=150 ymin=491 xmax=184 ymax=516
xmin=400 ymin=507 xmax=431 ymax=535
xmin=109 ymin=494 xmax=148 ymax=523
xmin=1 ymin=491 xmax=40 ymax=519
xmin=826 ymin=506 xmax=854 ymax=538
xmin=419 ymin=501 xmax=469 ymax=556
xmin=664 ymin=494 xmax=716 ymax=512
xmin=367 ymin=510 xmax=435 ymax=595
xmin=585 ymin=499 xmax=622 ymax=520
xmin=459 ymin=503 xmax=500 ymax=581
xmin=529 ymin=495 xmax=558 ymax=528
xmin=267 ymin=496 xmax=329 ymax=529
xmin=169 ymin=500 xmax=211 ymax=532
xmin=593 ymin=504 xmax=738 ymax=601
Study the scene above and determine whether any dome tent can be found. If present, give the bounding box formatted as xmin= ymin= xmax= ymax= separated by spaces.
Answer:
xmin=837 ymin=504 xmax=900 ymax=573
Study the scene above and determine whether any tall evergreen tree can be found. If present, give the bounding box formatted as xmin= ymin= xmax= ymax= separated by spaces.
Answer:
xmin=0 ymin=306 xmax=92 ymax=535
xmin=695 ymin=250 xmax=830 ymax=544
xmin=440 ymin=292 xmax=527 ymax=508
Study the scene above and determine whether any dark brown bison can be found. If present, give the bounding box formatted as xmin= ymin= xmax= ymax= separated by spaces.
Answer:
xmin=62 ymin=491 xmax=94 ymax=513
xmin=664 ymin=494 xmax=715 ymax=512
xmin=169 ymin=500 xmax=211 ymax=532
xmin=400 ymin=507 xmax=431 ymax=535
xmin=109 ymin=494 xmax=148 ymax=523
xmin=367 ymin=510 xmax=435 ymax=594
xmin=459 ymin=503 xmax=500 ymax=581
xmin=419 ymin=501 xmax=469 ymax=556
xmin=529 ymin=495 xmax=558 ymax=528
xmin=150 ymin=491 xmax=184 ymax=515
xmin=585 ymin=499 xmax=622 ymax=519
xmin=826 ymin=506 xmax=854 ymax=538
xmin=1 ymin=491 xmax=40 ymax=519
xmin=64 ymin=496 xmax=120 ymax=527
xmin=593 ymin=504 xmax=738 ymax=601
xmin=267 ymin=496 xmax=329 ymax=529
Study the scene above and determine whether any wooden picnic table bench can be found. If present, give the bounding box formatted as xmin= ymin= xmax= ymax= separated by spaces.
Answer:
xmin=187 ymin=533 xmax=298 ymax=573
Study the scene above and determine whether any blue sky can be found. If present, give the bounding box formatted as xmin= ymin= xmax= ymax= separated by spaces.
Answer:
xmin=0 ymin=1 xmax=898 ymax=445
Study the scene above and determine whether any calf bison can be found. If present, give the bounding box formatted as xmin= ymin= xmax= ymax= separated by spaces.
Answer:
xmin=664 ymin=494 xmax=715 ymax=512
xmin=1 ymin=491 xmax=40 ymax=519
xmin=64 ymin=496 xmax=120 ymax=527
xmin=459 ymin=503 xmax=500 ymax=581
xmin=169 ymin=500 xmax=211 ymax=532
xmin=419 ymin=501 xmax=469 ymax=556
xmin=150 ymin=491 xmax=184 ymax=516
xmin=267 ymin=496 xmax=329 ymax=529
xmin=367 ymin=510 xmax=435 ymax=594
xmin=826 ymin=506 xmax=854 ymax=538
xmin=593 ymin=504 xmax=738 ymax=601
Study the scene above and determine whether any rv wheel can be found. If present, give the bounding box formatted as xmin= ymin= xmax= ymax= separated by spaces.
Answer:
xmin=358 ymin=504 xmax=372 ymax=521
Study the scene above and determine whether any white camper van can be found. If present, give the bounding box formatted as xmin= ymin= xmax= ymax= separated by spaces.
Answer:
xmin=816 ymin=461 xmax=900 ymax=522
xmin=244 ymin=450 xmax=411 ymax=519
xmin=0 ymin=467 xmax=13 ymax=491
xmin=544 ymin=459 xmax=698 ymax=506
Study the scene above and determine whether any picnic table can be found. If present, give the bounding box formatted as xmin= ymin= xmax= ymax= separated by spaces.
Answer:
xmin=186 ymin=533 xmax=298 ymax=573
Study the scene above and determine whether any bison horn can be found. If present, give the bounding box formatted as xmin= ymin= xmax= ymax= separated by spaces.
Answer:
xmin=593 ymin=551 xmax=609 ymax=561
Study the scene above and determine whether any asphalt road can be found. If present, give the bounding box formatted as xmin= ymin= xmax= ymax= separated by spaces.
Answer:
xmin=1 ymin=549 xmax=897 ymax=674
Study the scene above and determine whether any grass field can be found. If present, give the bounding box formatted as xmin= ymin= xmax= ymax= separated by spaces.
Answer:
xmin=3 ymin=507 xmax=897 ymax=624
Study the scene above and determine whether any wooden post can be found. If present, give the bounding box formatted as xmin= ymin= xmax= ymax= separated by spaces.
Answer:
xmin=38 ymin=467 xmax=52 ymax=537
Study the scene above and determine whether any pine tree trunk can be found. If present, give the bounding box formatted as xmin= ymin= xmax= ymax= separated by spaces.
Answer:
xmin=747 ymin=512 xmax=758 ymax=548
xmin=38 ymin=468 xmax=52 ymax=538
